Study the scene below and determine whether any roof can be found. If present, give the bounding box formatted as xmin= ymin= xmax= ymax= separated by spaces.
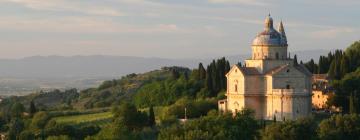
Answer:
xmin=265 ymin=64 xmax=312 ymax=76
xmin=252 ymin=15 xmax=287 ymax=46
xmin=236 ymin=65 xmax=260 ymax=75
xmin=265 ymin=65 xmax=288 ymax=75
xmin=294 ymin=64 xmax=312 ymax=76
xmin=312 ymin=74 xmax=329 ymax=80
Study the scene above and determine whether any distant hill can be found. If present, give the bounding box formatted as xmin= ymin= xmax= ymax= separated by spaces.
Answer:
xmin=0 ymin=49 xmax=329 ymax=79
xmin=0 ymin=49 xmax=329 ymax=96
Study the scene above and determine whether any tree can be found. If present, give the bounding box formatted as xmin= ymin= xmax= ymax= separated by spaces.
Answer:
xmin=31 ymin=111 xmax=50 ymax=130
xmin=29 ymin=100 xmax=37 ymax=116
xmin=148 ymin=106 xmax=156 ymax=127
xmin=349 ymin=92 xmax=359 ymax=114
xmin=328 ymin=60 xmax=340 ymax=80
xmin=8 ymin=118 xmax=25 ymax=140
xmin=158 ymin=109 xmax=259 ymax=140
xmin=293 ymin=55 xmax=298 ymax=65
xmin=11 ymin=102 xmax=25 ymax=118
xmin=198 ymin=63 xmax=206 ymax=80
xmin=46 ymin=135 xmax=71 ymax=140
xmin=329 ymin=68 xmax=360 ymax=112
xmin=305 ymin=59 xmax=318 ymax=74
xmin=340 ymin=56 xmax=349 ymax=78
xmin=18 ymin=130 xmax=35 ymax=140
xmin=318 ymin=114 xmax=360 ymax=140
xmin=261 ymin=117 xmax=317 ymax=140
xmin=112 ymin=102 xmax=148 ymax=131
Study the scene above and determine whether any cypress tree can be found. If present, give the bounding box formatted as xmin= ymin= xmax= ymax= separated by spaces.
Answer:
xmin=206 ymin=65 xmax=213 ymax=95
xmin=148 ymin=106 xmax=155 ymax=127
xmin=328 ymin=60 xmax=339 ymax=80
xmin=211 ymin=61 xmax=218 ymax=96
xmin=198 ymin=63 xmax=206 ymax=80
xmin=294 ymin=55 xmax=298 ymax=65
xmin=29 ymin=100 xmax=36 ymax=116
xmin=349 ymin=93 xmax=358 ymax=114
xmin=318 ymin=56 xmax=324 ymax=74
xmin=340 ymin=56 xmax=349 ymax=78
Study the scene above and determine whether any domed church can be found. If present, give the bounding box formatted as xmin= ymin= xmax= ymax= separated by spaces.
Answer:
xmin=218 ymin=15 xmax=312 ymax=121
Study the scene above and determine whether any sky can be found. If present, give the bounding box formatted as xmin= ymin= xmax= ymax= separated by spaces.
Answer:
xmin=0 ymin=0 xmax=359 ymax=59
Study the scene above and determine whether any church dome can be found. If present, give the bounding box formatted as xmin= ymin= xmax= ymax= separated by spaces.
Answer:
xmin=252 ymin=15 xmax=287 ymax=46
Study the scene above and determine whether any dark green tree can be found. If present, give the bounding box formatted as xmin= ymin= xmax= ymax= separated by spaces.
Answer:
xmin=261 ymin=117 xmax=317 ymax=140
xmin=31 ymin=111 xmax=50 ymax=130
xmin=349 ymin=92 xmax=359 ymax=114
xmin=29 ymin=100 xmax=36 ymax=116
xmin=293 ymin=54 xmax=298 ymax=65
xmin=148 ymin=106 xmax=156 ymax=127
xmin=198 ymin=63 xmax=206 ymax=80
xmin=11 ymin=102 xmax=25 ymax=118
xmin=340 ymin=56 xmax=350 ymax=78
xmin=318 ymin=114 xmax=360 ymax=140
xmin=8 ymin=118 xmax=25 ymax=140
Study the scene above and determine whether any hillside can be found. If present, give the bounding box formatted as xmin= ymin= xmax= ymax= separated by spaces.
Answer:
xmin=0 ymin=66 xmax=194 ymax=113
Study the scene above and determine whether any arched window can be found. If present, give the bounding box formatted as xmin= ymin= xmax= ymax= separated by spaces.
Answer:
xmin=235 ymin=84 xmax=238 ymax=92
xmin=276 ymin=52 xmax=279 ymax=59
xmin=286 ymin=84 xmax=290 ymax=89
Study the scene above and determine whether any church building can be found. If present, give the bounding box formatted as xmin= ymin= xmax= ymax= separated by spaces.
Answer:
xmin=218 ymin=15 xmax=312 ymax=121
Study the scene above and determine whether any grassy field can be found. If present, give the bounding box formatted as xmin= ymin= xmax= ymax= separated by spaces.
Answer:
xmin=51 ymin=111 xmax=113 ymax=127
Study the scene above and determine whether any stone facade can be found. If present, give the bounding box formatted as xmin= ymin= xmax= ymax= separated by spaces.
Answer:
xmin=219 ymin=15 xmax=312 ymax=121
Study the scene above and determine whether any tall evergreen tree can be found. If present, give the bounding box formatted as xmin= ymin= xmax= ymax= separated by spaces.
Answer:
xmin=293 ymin=55 xmax=298 ymax=65
xmin=29 ymin=100 xmax=37 ymax=116
xmin=148 ymin=106 xmax=155 ymax=127
xmin=349 ymin=92 xmax=358 ymax=114
xmin=340 ymin=56 xmax=349 ymax=78
xmin=198 ymin=63 xmax=206 ymax=80
xmin=205 ymin=65 xmax=213 ymax=95
xmin=328 ymin=60 xmax=338 ymax=79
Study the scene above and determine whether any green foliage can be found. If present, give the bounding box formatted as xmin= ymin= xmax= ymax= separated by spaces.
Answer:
xmin=45 ymin=123 xmax=100 ymax=139
xmin=31 ymin=111 xmax=50 ymax=130
xmin=261 ymin=117 xmax=318 ymax=140
xmin=134 ymin=73 xmax=202 ymax=108
xmin=205 ymin=57 xmax=231 ymax=97
xmin=51 ymin=111 xmax=112 ymax=126
xmin=349 ymin=93 xmax=359 ymax=114
xmin=294 ymin=54 xmax=298 ymax=65
xmin=19 ymin=130 xmax=35 ymax=140
xmin=11 ymin=102 xmax=25 ymax=118
xmin=328 ymin=68 xmax=360 ymax=112
xmin=304 ymin=59 xmax=318 ymax=74
xmin=305 ymin=41 xmax=360 ymax=79
xmin=158 ymin=109 xmax=259 ymax=140
xmin=79 ymin=67 xmax=190 ymax=109
xmin=159 ymin=98 xmax=217 ymax=120
xmin=46 ymin=135 xmax=71 ymax=140
xmin=89 ymin=103 xmax=152 ymax=139
xmin=29 ymin=100 xmax=37 ymax=116
xmin=148 ymin=106 xmax=156 ymax=127
xmin=112 ymin=102 xmax=149 ymax=131
xmin=318 ymin=114 xmax=360 ymax=140
xmin=198 ymin=63 xmax=206 ymax=80
xmin=8 ymin=118 xmax=25 ymax=140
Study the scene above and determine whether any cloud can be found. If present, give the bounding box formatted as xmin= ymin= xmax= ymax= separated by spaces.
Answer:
xmin=3 ymin=0 xmax=125 ymax=16
xmin=310 ymin=28 xmax=356 ymax=39
xmin=208 ymin=0 xmax=268 ymax=6
xmin=0 ymin=16 xmax=189 ymax=34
